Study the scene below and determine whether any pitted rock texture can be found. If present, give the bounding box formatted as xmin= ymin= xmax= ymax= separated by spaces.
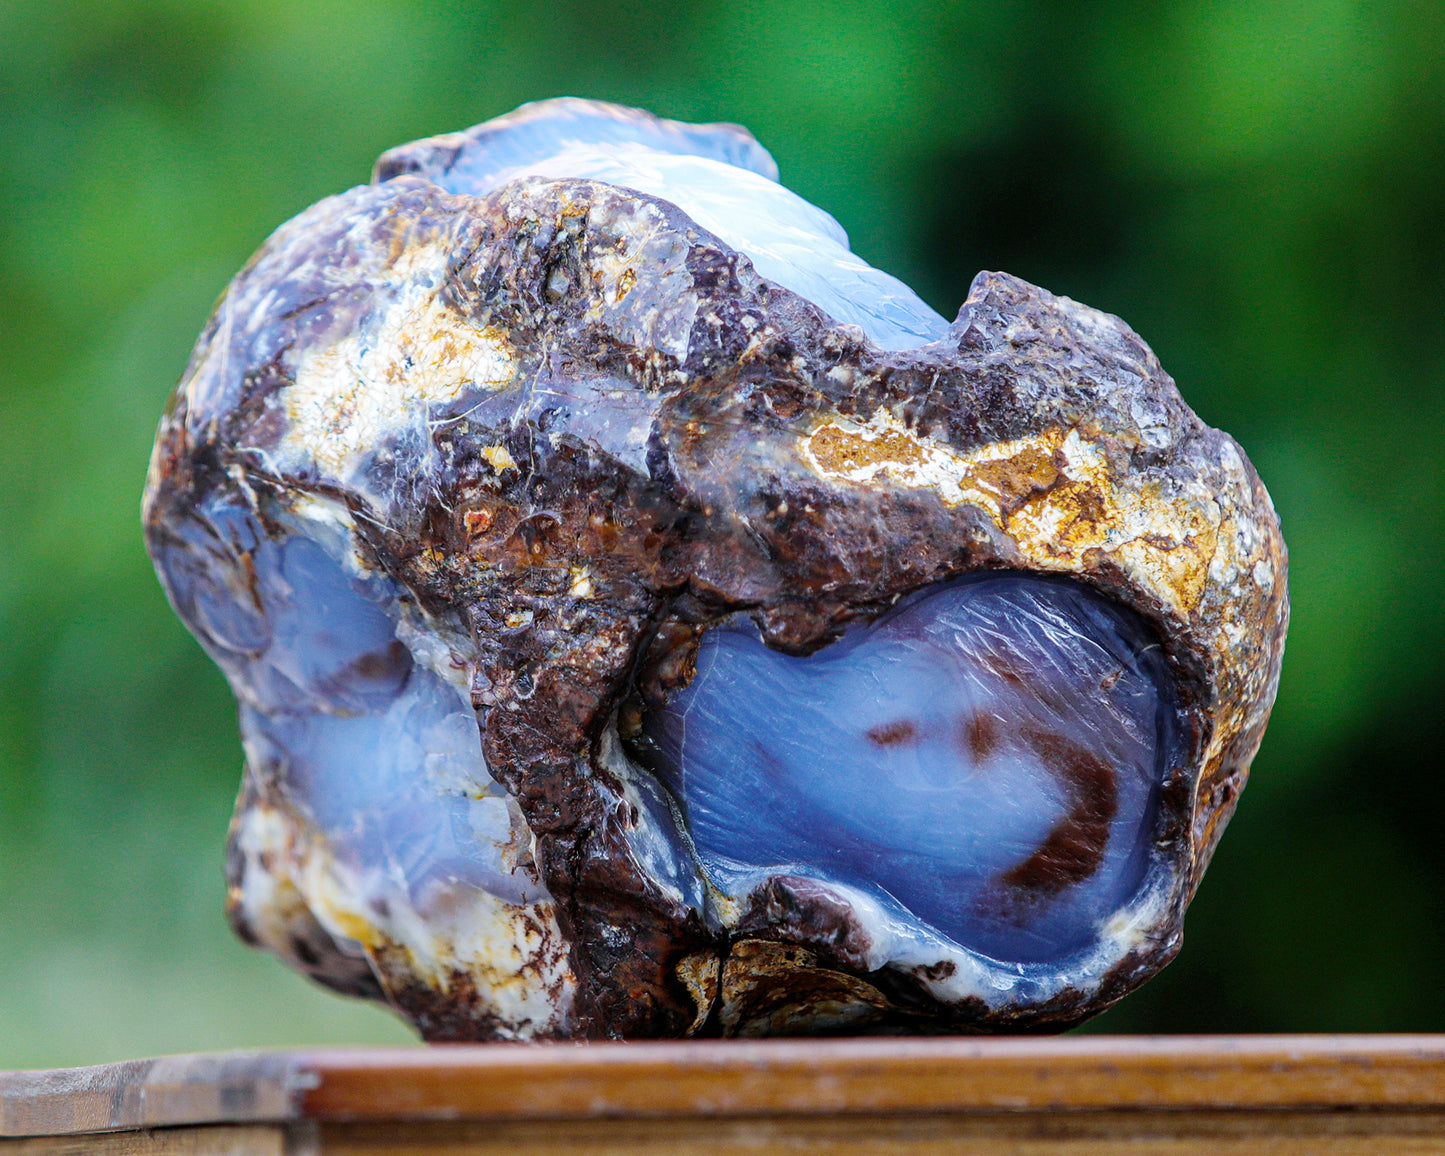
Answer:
xmin=144 ymin=98 xmax=1287 ymax=1040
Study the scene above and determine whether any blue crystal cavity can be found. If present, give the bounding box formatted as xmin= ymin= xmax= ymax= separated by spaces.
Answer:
xmin=641 ymin=574 xmax=1174 ymax=963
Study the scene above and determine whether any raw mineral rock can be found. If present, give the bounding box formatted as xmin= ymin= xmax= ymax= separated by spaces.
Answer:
xmin=143 ymin=98 xmax=1288 ymax=1040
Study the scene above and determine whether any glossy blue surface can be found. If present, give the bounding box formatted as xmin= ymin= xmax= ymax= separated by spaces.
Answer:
xmin=642 ymin=575 xmax=1173 ymax=963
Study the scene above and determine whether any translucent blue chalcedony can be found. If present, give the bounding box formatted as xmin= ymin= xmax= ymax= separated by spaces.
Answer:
xmin=641 ymin=574 xmax=1174 ymax=964
xmin=152 ymin=497 xmax=546 ymax=911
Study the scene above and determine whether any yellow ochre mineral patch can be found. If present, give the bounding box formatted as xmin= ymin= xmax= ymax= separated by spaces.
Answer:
xmin=283 ymin=265 xmax=516 ymax=476
xmin=801 ymin=409 xmax=1222 ymax=618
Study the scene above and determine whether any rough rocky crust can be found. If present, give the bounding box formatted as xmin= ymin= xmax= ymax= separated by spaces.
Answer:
xmin=144 ymin=166 xmax=1287 ymax=1039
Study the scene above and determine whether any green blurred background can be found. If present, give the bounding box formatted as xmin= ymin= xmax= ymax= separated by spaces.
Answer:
xmin=3 ymin=0 xmax=1443 ymax=1068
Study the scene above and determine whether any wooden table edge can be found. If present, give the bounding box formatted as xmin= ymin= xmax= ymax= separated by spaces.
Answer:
xmin=7 ymin=1035 xmax=1445 ymax=1137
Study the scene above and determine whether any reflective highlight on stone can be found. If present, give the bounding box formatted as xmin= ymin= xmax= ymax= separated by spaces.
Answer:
xmin=143 ymin=98 xmax=1289 ymax=1040
xmin=376 ymin=97 xmax=949 ymax=350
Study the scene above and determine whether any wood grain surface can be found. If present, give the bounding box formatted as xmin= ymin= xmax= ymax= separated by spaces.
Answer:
xmin=6 ymin=1038 xmax=1445 ymax=1154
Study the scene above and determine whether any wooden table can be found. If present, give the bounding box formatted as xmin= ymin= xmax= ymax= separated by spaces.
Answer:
xmin=6 ymin=1037 xmax=1445 ymax=1154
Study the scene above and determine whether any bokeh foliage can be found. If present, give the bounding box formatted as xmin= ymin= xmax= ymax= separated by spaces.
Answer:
xmin=3 ymin=0 xmax=1443 ymax=1066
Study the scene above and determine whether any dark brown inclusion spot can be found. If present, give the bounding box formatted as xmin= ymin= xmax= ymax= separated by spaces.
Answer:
xmin=961 ymin=713 xmax=1001 ymax=761
xmin=999 ymin=728 xmax=1118 ymax=897
xmin=977 ymin=648 xmax=1025 ymax=688
xmin=867 ymin=719 xmax=917 ymax=747
xmin=351 ymin=639 xmax=411 ymax=681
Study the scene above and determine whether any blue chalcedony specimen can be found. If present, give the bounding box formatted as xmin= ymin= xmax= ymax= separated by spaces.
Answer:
xmin=144 ymin=98 xmax=1288 ymax=1040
